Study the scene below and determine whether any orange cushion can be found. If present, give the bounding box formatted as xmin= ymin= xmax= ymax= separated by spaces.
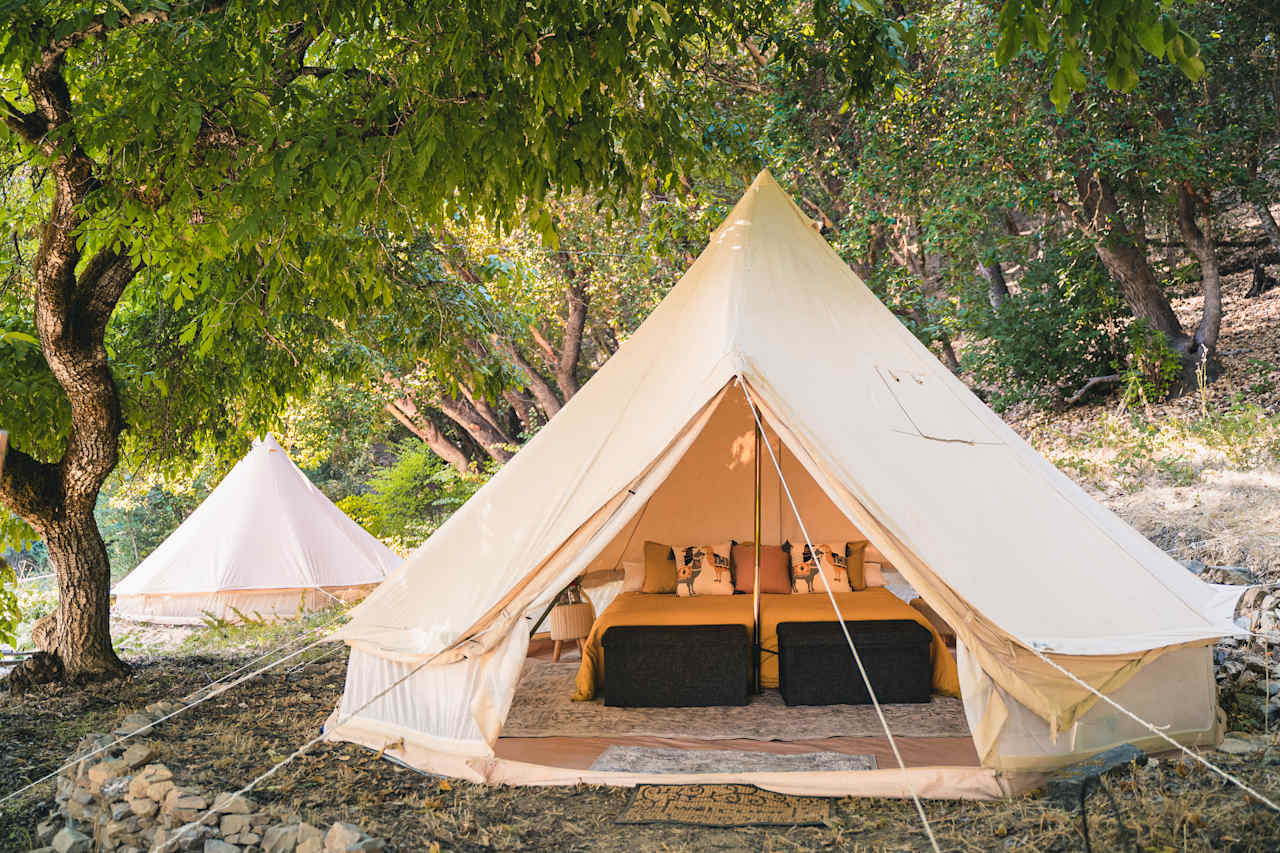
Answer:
xmin=731 ymin=542 xmax=791 ymax=594
xmin=641 ymin=541 xmax=676 ymax=594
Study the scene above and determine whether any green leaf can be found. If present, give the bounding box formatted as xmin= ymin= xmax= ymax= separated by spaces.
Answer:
xmin=1136 ymin=18 xmax=1165 ymax=58
xmin=1050 ymin=68 xmax=1070 ymax=112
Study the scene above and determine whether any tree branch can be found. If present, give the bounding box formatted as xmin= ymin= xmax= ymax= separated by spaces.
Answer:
xmin=1066 ymin=374 xmax=1122 ymax=405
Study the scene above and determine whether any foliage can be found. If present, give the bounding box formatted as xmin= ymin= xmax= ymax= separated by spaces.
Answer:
xmin=996 ymin=0 xmax=1207 ymax=111
xmin=961 ymin=247 xmax=1129 ymax=410
xmin=1120 ymin=319 xmax=1183 ymax=407
xmin=0 ymin=555 xmax=18 ymax=647
xmin=336 ymin=440 xmax=490 ymax=550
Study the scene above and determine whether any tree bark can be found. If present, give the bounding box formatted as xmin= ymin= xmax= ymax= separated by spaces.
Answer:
xmin=978 ymin=261 xmax=1010 ymax=309
xmin=382 ymin=400 xmax=471 ymax=473
xmin=1254 ymin=201 xmax=1280 ymax=255
xmin=435 ymin=394 xmax=515 ymax=463
xmin=1071 ymin=168 xmax=1189 ymax=350
xmin=1175 ymin=182 xmax=1222 ymax=360
xmin=0 ymin=53 xmax=132 ymax=684
xmin=490 ymin=334 xmax=563 ymax=418
xmin=555 ymin=280 xmax=588 ymax=399
xmin=458 ymin=382 xmax=511 ymax=442
xmin=502 ymin=389 xmax=539 ymax=434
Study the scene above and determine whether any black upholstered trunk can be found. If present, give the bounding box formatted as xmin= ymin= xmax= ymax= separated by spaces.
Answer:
xmin=602 ymin=624 xmax=751 ymax=707
xmin=777 ymin=619 xmax=933 ymax=706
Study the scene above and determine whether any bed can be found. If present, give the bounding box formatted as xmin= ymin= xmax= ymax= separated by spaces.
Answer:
xmin=574 ymin=589 xmax=959 ymax=701
xmin=573 ymin=593 xmax=754 ymax=701
xmin=759 ymin=589 xmax=960 ymax=695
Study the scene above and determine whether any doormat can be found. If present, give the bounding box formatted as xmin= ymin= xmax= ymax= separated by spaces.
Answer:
xmin=591 ymin=746 xmax=876 ymax=774
xmin=616 ymin=783 xmax=833 ymax=827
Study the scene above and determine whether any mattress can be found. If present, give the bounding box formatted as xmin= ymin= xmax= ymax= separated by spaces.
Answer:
xmin=572 ymin=588 xmax=960 ymax=701
xmin=759 ymin=589 xmax=960 ymax=695
xmin=573 ymin=593 xmax=754 ymax=701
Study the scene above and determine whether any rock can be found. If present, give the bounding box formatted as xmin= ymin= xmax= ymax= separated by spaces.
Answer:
xmin=261 ymin=824 xmax=299 ymax=853
xmin=87 ymin=758 xmax=130 ymax=789
xmin=111 ymin=801 xmax=134 ymax=821
xmin=1207 ymin=566 xmax=1257 ymax=586
xmin=164 ymin=788 xmax=209 ymax=818
xmin=147 ymin=780 xmax=177 ymax=802
xmin=204 ymin=840 xmax=241 ymax=853
xmin=51 ymin=826 xmax=92 ymax=853
xmin=102 ymin=775 xmax=133 ymax=801
xmin=1218 ymin=735 xmax=1265 ymax=755
xmin=221 ymin=814 xmax=252 ymax=836
xmin=37 ymin=817 xmax=63 ymax=845
xmin=128 ymin=797 xmax=157 ymax=818
xmin=297 ymin=824 xmax=324 ymax=845
xmin=297 ymin=840 xmax=323 ymax=853
xmin=323 ymin=823 xmax=363 ymax=851
xmin=212 ymin=792 xmax=254 ymax=814
xmin=130 ymin=764 xmax=172 ymax=798
xmin=226 ymin=832 xmax=260 ymax=845
xmin=26 ymin=847 xmax=55 ymax=853
xmin=113 ymin=713 xmax=156 ymax=737
xmin=121 ymin=742 xmax=156 ymax=769
xmin=348 ymin=840 xmax=385 ymax=852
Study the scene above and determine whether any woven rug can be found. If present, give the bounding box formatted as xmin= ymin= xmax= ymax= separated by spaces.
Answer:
xmin=590 ymin=746 xmax=877 ymax=774
xmin=503 ymin=659 xmax=970 ymax=739
xmin=617 ymin=783 xmax=834 ymax=827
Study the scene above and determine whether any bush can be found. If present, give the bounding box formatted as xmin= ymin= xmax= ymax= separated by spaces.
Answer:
xmin=336 ymin=440 xmax=490 ymax=550
xmin=961 ymin=245 xmax=1130 ymax=411
xmin=1118 ymin=319 xmax=1182 ymax=408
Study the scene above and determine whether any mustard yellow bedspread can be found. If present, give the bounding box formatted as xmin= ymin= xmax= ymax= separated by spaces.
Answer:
xmin=573 ymin=593 xmax=755 ymax=701
xmin=759 ymin=589 xmax=960 ymax=695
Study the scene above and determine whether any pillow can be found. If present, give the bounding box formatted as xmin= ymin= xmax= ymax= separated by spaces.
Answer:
xmin=790 ymin=541 xmax=868 ymax=593
xmin=864 ymin=561 xmax=885 ymax=587
xmin=843 ymin=540 xmax=869 ymax=591
xmin=641 ymin=541 xmax=676 ymax=594
xmin=621 ymin=559 xmax=644 ymax=593
xmin=673 ymin=543 xmax=735 ymax=596
xmin=731 ymin=542 xmax=791 ymax=594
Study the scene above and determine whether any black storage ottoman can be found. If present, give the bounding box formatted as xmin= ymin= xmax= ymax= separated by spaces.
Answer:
xmin=776 ymin=620 xmax=933 ymax=706
xmin=602 ymin=624 xmax=750 ymax=707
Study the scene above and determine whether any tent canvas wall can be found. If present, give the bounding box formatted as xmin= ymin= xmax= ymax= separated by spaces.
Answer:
xmin=113 ymin=435 xmax=400 ymax=624
xmin=323 ymin=172 xmax=1244 ymax=798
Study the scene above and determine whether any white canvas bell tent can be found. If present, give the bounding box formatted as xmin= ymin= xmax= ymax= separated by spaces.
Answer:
xmin=113 ymin=435 xmax=400 ymax=624
xmin=323 ymin=172 xmax=1245 ymax=798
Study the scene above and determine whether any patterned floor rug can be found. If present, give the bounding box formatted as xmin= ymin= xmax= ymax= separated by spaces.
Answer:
xmin=590 ymin=746 xmax=877 ymax=774
xmin=617 ymin=783 xmax=834 ymax=826
xmin=503 ymin=660 xmax=970 ymax=739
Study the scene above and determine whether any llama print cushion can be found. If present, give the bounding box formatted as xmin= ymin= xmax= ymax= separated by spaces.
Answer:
xmin=790 ymin=543 xmax=855 ymax=593
xmin=673 ymin=543 xmax=735 ymax=596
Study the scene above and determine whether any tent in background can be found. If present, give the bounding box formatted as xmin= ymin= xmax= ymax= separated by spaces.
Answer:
xmin=113 ymin=435 xmax=400 ymax=624
xmin=323 ymin=172 xmax=1244 ymax=798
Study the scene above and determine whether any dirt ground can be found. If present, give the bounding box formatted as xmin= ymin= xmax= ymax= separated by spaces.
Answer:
xmin=3 ymin=645 xmax=1279 ymax=852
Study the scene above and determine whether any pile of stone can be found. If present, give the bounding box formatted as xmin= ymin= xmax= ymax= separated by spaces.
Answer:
xmin=1182 ymin=560 xmax=1280 ymax=729
xmin=27 ymin=702 xmax=387 ymax=852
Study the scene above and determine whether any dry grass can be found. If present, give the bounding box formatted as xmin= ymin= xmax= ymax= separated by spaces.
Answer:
xmin=5 ymin=646 xmax=1280 ymax=852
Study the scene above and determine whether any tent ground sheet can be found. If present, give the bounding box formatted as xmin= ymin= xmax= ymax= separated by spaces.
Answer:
xmin=497 ymin=658 xmax=977 ymax=772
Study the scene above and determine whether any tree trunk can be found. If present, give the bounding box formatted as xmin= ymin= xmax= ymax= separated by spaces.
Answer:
xmin=1254 ymin=201 xmax=1280 ymax=255
xmin=435 ymin=394 xmax=515 ymax=463
xmin=43 ymin=509 xmax=122 ymax=679
xmin=459 ymin=382 xmax=511 ymax=441
xmin=502 ymin=389 xmax=539 ymax=434
xmin=491 ymin=334 xmax=563 ymax=418
xmin=978 ymin=261 xmax=1010 ymax=309
xmin=1175 ymin=182 xmax=1223 ymax=362
xmin=382 ymin=400 xmax=471 ymax=473
xmin=555 ymin=281 xmax=588 ymax=399
xmin=1071 ymin=168 xmax=1192 ymax=354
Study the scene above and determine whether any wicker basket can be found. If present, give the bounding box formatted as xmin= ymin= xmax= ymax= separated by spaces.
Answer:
xmin=549 ymin=601 xmax=595 ymax=641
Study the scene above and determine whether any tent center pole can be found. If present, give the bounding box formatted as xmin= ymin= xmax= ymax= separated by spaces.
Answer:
xmin=753 ymin=410 xmax=762 ymax=694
